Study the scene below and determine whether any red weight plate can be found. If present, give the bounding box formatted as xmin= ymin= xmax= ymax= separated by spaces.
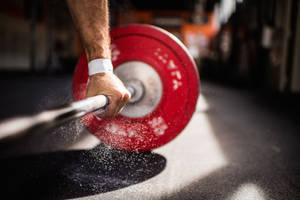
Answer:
xmin=73 ymin=24 xmax=200 ymax=151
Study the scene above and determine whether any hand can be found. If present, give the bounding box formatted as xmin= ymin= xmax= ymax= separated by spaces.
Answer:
xmin=86 ymin=72 xmax=131 ymax=118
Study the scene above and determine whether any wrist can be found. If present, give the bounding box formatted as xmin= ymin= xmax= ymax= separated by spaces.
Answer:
xmin=84 ymin=39 xmax=111 ymax=61
xmin=88 ymin=58 xmax=113 ymax=76
xmin=85 ymin=47 xmax=111 ymax=62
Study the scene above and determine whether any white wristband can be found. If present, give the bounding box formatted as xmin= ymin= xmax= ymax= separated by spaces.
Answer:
xmin=88 ymin=58 xmax=113 ymax=76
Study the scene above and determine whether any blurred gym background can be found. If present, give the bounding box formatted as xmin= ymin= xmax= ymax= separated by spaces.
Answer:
xmin=1 ymin=0 xmax=300 ymax=93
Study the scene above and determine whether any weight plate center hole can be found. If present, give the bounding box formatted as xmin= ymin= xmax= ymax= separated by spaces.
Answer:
xmin=114 ymin=61 xmax=163 ymax=118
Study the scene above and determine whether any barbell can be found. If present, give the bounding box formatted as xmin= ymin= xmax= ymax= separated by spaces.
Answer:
xmin=0 ymin=24 xmax=200 ymax=151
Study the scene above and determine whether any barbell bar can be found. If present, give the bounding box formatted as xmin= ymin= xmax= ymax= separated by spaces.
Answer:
xmin=0 ymin=95 xmax=108 ymax=142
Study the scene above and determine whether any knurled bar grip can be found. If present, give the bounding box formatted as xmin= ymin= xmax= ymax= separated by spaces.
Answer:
xmin=0 ymin=95 xmax=108 ymax=141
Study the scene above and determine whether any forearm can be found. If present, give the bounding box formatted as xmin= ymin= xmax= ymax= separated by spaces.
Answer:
xmin=67 ymin=0 xmax=111 ymax=61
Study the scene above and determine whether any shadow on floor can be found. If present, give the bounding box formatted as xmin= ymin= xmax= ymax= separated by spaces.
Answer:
xmin=0 ymin=143 xmax=166 ymax=199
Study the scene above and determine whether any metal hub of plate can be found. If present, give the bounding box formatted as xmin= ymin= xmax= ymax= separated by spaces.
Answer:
xmin=126 ymin=80 xmax=144 ymax=103
xmin=73 ymin=24 xmax=200 ymax=151
xmin=115 ymin=61 xmax=162 ymax=118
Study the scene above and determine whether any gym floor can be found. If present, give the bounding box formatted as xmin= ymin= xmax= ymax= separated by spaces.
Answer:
xmin=0 ymin=74 xmax=299 ymax=199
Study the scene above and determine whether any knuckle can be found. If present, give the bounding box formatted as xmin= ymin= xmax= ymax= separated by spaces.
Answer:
xmin=124 ymin=92 xmax=131 ymax=101
xmin=114 ymin=91 xmax=124 ymax=100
